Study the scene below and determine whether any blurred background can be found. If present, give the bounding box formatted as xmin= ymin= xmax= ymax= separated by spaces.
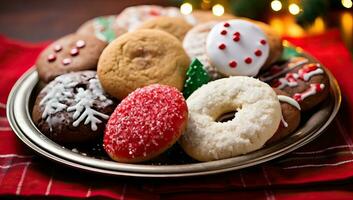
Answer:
xmin=0 ymin=0 xmax=352 ymax=54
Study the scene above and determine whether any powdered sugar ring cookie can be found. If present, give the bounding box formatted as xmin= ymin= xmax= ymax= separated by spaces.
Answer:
xmin=183 ymin=21 xmax=224 ymax=80
xmin=206 ymin=19 xmax=270 ymax=77
xmin=179 ymin=76 xmax=281 ymax=161
xmin=103 ymin=84 xmax=188 ymax=163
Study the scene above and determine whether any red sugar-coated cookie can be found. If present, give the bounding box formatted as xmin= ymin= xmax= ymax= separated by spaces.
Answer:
xmin=103 ymin=84 xmax=188 ymax=163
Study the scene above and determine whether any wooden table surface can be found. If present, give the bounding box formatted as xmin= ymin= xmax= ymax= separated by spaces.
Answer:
xmin=0 ymin=0 xmax=170 ymax=42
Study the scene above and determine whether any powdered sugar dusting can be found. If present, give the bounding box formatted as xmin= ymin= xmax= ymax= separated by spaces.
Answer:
xmin=104 ymin=84 xmax=187 ymax=161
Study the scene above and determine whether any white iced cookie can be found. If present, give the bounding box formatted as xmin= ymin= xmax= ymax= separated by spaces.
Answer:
xmin=114 ymin=5 xmax=196 ymax=35
xmin=179 ymin=76 xmax=281 ymax=161
xmin=206 ymin=19 xmax=270 ymax=77
xmin=183 ymin=21 xmax=224 ymax=80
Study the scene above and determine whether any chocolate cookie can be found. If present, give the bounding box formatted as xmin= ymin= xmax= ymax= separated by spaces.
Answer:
xmin=32 ymin=71 xmax=116 ymax=144
xmin=35 ymin=34 xmax=107 ymax=83
xmin=260 ymin=57 xmax=330 ymax=111
xmin=137 ymin=16 xmax=193 ymax=41
xmin=267 ymin=89 xmax=301 ymax=144
xmin=77 ymin=15 xmax=118 ymax=43
xmin=97 ymin=29 xmax=190 ymax=100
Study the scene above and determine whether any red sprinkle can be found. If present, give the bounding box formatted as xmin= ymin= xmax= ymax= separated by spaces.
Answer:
xmin=54 ymin=45 xmax=62 ymax=52
xmin=260 ymin=39 xmax=267 ymax=45
xmin=47 ymin=54 xmax=56 ymax=62
xmin=103 ymin=84 xmax=188 ymax=162
xmin=62 ymin=58 xmax=71 ymax=65
xmin=229 ymin=60 xmax=237 ymax=68
xmin=233 ymin=35 xmax=240 ymax=42
xmin=224 ymin=22 xmax=230 ymax=27
xmin=254 ymin=49 xmax=262 ymax=56
xmin=233 ymin=32 xmax=240 ymax=36
xmin=218 ymin=43 xmax=226 ymax=50
xmin=244 ymin=57 xmax=252 ymax=64
xmin=220 ymin=30 xmax=227 ymax=35
xmin=70 ymin=48 xmax=79 ymax=56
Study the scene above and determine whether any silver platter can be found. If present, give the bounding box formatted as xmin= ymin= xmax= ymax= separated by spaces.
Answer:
xmin=7 ymin=50 xmax=341 ymax=178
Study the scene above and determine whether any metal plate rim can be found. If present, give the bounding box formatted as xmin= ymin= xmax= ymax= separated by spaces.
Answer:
xmin=7 ymin=53 xmax=342 ymax=177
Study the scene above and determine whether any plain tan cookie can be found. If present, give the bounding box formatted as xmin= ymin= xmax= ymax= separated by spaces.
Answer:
xmin=192 ymin=10 xmax=236 ymax=23
xmin=137 ymin=16 xmax=193 ymax=41
xmin=36 ymin=33 xmax=107 ymax=83
xmin=97 ymin=29 xmax=190 ymax=100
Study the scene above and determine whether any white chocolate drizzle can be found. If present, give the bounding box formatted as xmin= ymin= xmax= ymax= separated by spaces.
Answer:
xmin=277 ymin=95 xmax=301 ymax=110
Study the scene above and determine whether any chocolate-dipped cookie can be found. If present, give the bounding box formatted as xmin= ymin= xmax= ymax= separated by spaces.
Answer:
xmin=32 ymin=71 xmax=116 ymax=143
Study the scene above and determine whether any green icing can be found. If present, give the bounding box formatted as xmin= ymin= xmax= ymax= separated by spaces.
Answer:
xmin=183 ymin=58 xmax=210 ymax=98
xmin=281 ymin=46 xmax=303 ymax=61
xmin=93 ymin=16 xmax=116 ymax=42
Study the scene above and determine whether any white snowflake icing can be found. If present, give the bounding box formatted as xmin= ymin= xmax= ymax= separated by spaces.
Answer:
xmin=40 ymin=72 xmax=113 ymax=131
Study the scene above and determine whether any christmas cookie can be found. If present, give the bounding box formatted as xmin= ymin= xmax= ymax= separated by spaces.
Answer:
xmin=77 ymin=15 xmax=117 ymax=43
xmin=191 ymin=10 xmax=236 ymax=24
xmin=183 ymin=58 xmax=210 ymax=98
xmin=247 ymin=19 xmax=283 ymax=69
xmin=36 ymin=34 xmax=107 ymax=83
xmin=97 ymin=29 xmax=190 ymax=100
xmin=114 ymin=5 xmax=196 ymax=37
xmin=267 ymin=89 xmax=301 ymax=144
xmin=206 ymin=19 xmax=270 ymax=77
xmin=103 ymin=84 xmax=188 ymax=163
xmin=183 ymin=21 xmax=224 ymax=80
xmin=265 ymin=61 xmax=330 ymax=111
xmin=179 ymin=76 xmax=281 ymax=161
xmin=137 ymin=16 xmax=193 ymax=41
xmin=32 ymin=71 xmax=116 ymax=144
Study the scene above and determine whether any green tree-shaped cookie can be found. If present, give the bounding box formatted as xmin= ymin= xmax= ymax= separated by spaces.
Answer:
xmin=183 ymin=58 xmax=210 ymax=98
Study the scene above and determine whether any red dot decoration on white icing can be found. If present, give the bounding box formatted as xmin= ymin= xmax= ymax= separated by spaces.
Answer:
xmin=244 ymin=57 xmax=252 ymax=64
xmin=76 ymin=40 xmax=86 ymax=48
xmin=47 ymin=54 xmax=56 ymax=62
xmin=254 ymin=49 xmax=262 ymax=56
xmin=233 ymin=34 xmax=240 ymax=42
xmin=218 ymin=43 xmax=226 ymax=50
xmin=62 ymin=58 xmax=71 ymax=65
xmin=260 ymin=39 xmax=267 ymax=45
xmin=70 ymin=48 xmax=79 ymax=56
xmin=54 ymin=45 xmax=62 ymax=52
xmin=229 ymin=60 xmax=237 ymax=68
xmin=206 ymin=19 xmax=270 ymax=76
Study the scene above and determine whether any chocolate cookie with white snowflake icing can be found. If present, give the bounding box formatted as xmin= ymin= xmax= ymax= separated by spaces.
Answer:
xmin=35 ymin=33 xmax=107 ymax=83
xmin=32 ymin=71 xmax=117 ymax=143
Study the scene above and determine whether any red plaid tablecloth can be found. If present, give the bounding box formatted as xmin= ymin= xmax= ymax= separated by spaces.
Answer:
xmin=1 ymin=30 xmax=353 ymax=199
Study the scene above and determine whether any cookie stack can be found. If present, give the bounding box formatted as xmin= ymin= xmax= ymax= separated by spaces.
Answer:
xmin=32 ymin=5 xmax=330 ymax=163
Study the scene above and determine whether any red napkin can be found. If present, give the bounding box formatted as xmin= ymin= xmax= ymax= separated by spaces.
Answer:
xmin=1 ymin=30 xmax=353 ymax=200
